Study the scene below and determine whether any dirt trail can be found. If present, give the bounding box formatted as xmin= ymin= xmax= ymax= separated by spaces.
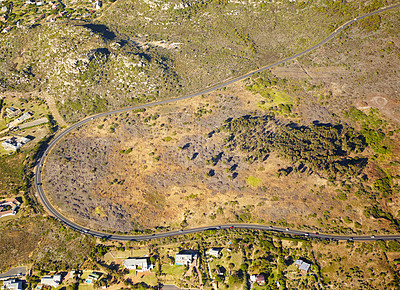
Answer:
xmin=41 ymin=92 xmax=68 ymax=127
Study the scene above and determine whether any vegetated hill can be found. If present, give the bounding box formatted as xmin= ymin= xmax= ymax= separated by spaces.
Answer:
xmin=1 ymin=0 xmax=397 ymax=123
xmin=98 ymin=0 xmax=398 ymax=93
xmin=0 ymin=21 xmax=180 ymax=122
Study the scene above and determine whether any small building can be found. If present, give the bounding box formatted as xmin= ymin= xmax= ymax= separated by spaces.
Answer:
xmin=85 ymin=272 xmax=101 ymax=284
xmin=2 ymin=279 xmax=23 ymax=290
xmin=124 ymin=258 xmax=153 ymax=272
xmin=94 ymin=0 xmax=102 ymax=9
xmin=70 ymin=270 xmax=80 ymax=278
xmin=2 ymin=136 xmax=30 ymax=151
xmin=6 ymin=107 xmax=20 ymax=118
xmin=294 ymin=259 xmax=311 ymax=273
xmin=175 ymin=251 xmax=198 ymax=266
xmin=41 ymin=276 xmax=59 ymax=288
xmin=0 ymin=199 xmax=20 ymax=218
xmin=256 ymin=274 xmax=266 ymax=286
xmin=53 ymin=274 xmax=62 ymax=283
xmin=1 ymin=26 xmax=11 ymax=33
xmin=250 ymin=274 xmax=265 ymax=286
xmin=207 ymin=248 xmax=222 ymax=258
xmin=15 ymin=112 xmax=32 ymax=123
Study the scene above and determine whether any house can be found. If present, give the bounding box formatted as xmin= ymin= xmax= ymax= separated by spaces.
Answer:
xmin=175 ymin=251 xmax=198 ymax=266
xmin=15 ymin=112 xmax=32 ymax=123
xmin=94 ymin=0 xmax=102 ymax=9
xmin=256 ymin=274 xmax=266 ymax=286
xmin=85 ymin=272 xmax=101 ymax=284
xmin=207 ymin=248 xmax=222 ymax=258
xmin=0 ymin=199 xmax=20 ymax=218
xmin=2 ymin=279 xmax=23 ymax=290
xmin=294 ymin=259 xmax=311 ymax=273
xmin=2 ymin=136 xmax=30 ymax=151
xmin=70 ymin=270 xmax=80 ymax=278
xmin=1 ymin=26 xmax=11 ymax=33
xmin=6 ymin=107 xmax=21 ymax=118
xmin=53 ymin=274 xmax=62 ymax=283
xmin=250 ymin=274 xmax=265 ymax=286
xmin=124 ymin=258 xmax=153 ymax=272
xmin=1 ymin=6 xmax=7 ymax=12
xmin=41 ymin=276 xmax=59 ymax=288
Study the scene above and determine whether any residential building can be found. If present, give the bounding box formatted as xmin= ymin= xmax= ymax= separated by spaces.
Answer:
xmin=124 ymin=258 xmax=153 ymax=271
xmin=0 ymin=199 xmax=20 ymax=218
xmin=85 ymin=272 xmax=101 ymax=284
xmin=94 ymin=0 xmax=101 ymax=9
xmin=1 ymin=26 xmax=11 ymax=33
xmin=2 ymin=279 xmax=23 ymax=290
xmin=15 ymin=112 xmax=32 ymax=123
xmin=294 ymin=259 xmax=311 ymax=273
xmin=175 ymin=251 xmax=198 ymax=266
xmin=256 ymin=274 xmax=266 ymax=286
xmin=207 ymin=248 xmax=222 ymax=258
xmin=53 ymin=274 xmax=62 ymax=283
xmin=250 ymin=274 xmax=265 ymax=286
xmin=41 ymin=276 xmax=59 ymax=288
xmin=2 ymin=136 xmax=30 ymax=151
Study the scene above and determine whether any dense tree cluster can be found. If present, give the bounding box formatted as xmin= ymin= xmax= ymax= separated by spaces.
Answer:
xmin=222 ymin=115 xmax=368 ymax=178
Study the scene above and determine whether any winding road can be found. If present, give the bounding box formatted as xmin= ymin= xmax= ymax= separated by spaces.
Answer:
xmin=35 ymin=4 xmax=400 ymax=242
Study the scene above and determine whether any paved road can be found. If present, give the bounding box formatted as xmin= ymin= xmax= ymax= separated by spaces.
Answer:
xmin=0 ymin=266 xmax=27 ymax=280
xmin=34 ymin=4 xmax=400 ymax=242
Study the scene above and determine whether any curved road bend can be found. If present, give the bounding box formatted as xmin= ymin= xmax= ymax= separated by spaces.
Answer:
xmin=35 ymin=4 xmax=400 ymax=241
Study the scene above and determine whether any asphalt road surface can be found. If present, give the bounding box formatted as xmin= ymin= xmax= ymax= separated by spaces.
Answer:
xmin=35 ymin=4 xmax=400 ymax=242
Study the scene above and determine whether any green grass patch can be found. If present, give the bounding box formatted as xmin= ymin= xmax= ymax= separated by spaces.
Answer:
xmin=256 ymin=88 xmax=293 ymax=108
xmin=78 ymin=284 xmax=95 ymax=290
xmin=162 ymin=264 xmax=185 ymax=276
xmin=246 ymin=176 xmax=262 ymax=187
xmin=141 ymin=273 xmax=157 ymax=286
xmin=94 ymin=206 xmax=106 ymax=217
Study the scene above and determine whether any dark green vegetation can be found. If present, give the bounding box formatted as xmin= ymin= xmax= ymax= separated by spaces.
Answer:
xmin=221 ymin=115 xmax=367 ymax=178
xmin=346 ymin=107 xmax=394 ymax=155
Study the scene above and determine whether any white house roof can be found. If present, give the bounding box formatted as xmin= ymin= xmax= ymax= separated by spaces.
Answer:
xmin=299 ymin=262 xmax=310 ymax=272
xmin=124 ymin=258 xmax=148 ymax=268
xmin=294 ymin=259 xmax=311 ymax=272
xmin=207 ymin=248 xmax=222 ymax=256
xmin=41 ymin=276 xmax=59 ymax=288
